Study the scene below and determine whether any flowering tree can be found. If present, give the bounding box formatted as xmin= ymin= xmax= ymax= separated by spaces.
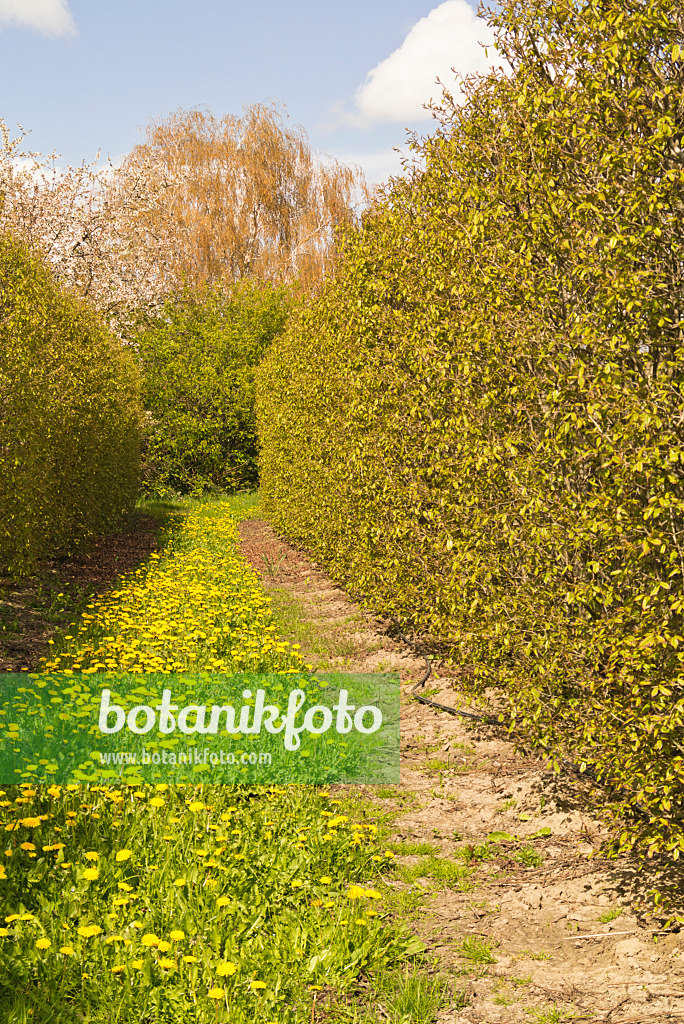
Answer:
xmin=0 ymin=118 xmax=178 ymax=324
xmin=0 ymin=103 xmax=370 ymax=327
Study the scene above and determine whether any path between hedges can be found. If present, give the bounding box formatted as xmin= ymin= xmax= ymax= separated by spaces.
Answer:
xmin=238 ymin=518 xmax=684 ymax=1024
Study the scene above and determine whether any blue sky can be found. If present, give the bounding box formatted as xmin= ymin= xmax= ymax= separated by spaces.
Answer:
xmin=0 ymin=0 xmax=501 ymax=187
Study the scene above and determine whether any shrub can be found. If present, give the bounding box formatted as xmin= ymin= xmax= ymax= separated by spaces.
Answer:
xmin=134 ymin=279 xmax=291 ymax=495
xmin=257 ymin=0 xmax=684 ymax=863
xmin=0 ymin=230 xmax=141 ymax=575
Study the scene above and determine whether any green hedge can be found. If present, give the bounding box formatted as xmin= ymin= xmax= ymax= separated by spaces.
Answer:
xmin=0 ymin=231 xmax=141 ymax=575
xmin=134 ymin=279 xmax=290 ymax=495
xmin=257 ymin=0 xmax=684 ymax=866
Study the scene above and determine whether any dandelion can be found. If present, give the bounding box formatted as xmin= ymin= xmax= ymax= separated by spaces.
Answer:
xmin=0 ymin=928 xmax=8 ymax=937
xmin=59 ymin=946 xmax=75 ymax=956
xmin=83 ymin=868 xmax=99 ymax=881
xmin=216 ymin=896 xmax=230 ymax=908
xmin=36 ymin=937 xmax=51 ymax=949
xmin=157 ymin=940 xmax=171 ymax=952
xmin=208 ymin=988 xmax=224 ymax=999
xmin=183 ymin=955 xmax=198 ymax=963
xmin=320 ymin=876 xmax=332 ymax=884
xmin=173 ymin=877 xmax=186 ymax=886
xmin=251 ymin=980 xmax=267 ymax=990
xmin=84 ymin=852 xmax=99 ymax=861
xmin=141 ymin=933 xmax=160 ymax=947
xmin=111 ymin=965 xmax=125 ymax=974
xmin=115 ymin=849 xmax=132 ymax=862
xmin=169 ymin=929 xmax=185 ymax=941
xmin=347 ymin=885 xmax=366 ymax=899
xmin=149 ymin=797 xmax=165 ymax=808
xmin=158 ymin=957 xmax=174 ymax=969
xmin=217 ymin=961 xmax=238 ymax=976
xmin=20 ymin=843 xmax=36 ymax=851
xmin=77 ymin=925 xmax=102 ymax=938
xmin=117 ymin=882 xmax=133 ymax=891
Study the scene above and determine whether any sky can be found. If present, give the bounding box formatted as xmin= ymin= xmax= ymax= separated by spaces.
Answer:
xmin=0 ymin=0 xmax=503 ymax=188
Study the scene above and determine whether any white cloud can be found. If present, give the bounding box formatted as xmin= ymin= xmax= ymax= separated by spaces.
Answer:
xmin=0 ymin=0 xmax=75 ymax=36
xmin=341 ymin=1 xmax=499 ymax=127
xmin=336 ymin=147 xmax=420 ymax=190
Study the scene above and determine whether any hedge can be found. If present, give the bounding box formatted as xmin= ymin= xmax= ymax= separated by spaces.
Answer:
xmin=257 ymin=0 xmax=684 ymax=867
xmin=134 ymin=279 xmax=291 ymax=495
xmin=0 ymin=230 xmax=141 ymax=575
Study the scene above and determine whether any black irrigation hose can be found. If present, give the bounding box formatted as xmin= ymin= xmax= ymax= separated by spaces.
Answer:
xmin=388 ymin=618 xmax=500 ymax=723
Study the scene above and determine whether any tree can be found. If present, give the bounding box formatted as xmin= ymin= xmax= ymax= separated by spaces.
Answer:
xmin=0 ymin=118 xmax=178 ymax=323
xmin=121 ymin=102 xmax=370 ymax=294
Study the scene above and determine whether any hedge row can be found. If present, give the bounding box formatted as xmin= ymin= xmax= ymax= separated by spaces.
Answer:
xmin=133 ymin=279 xmax=290 ymax=496
xmin=257 ymin=0 xmax=684 ymax=865
xmin=0 ymin=230 xmax=141 ymax=575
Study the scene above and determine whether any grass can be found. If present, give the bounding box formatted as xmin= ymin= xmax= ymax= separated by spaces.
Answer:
xmin=598 ymin=906 xmax=623 ymax=923
xmin=0 ymin=495 xmax=433 ymax=1022
xmin=457 ymin=936 xmax=498 ymax=963
xmin=526 ymin=1005 xmax=579 ymax=1023
xmin=323 ymin=966 xmax=466 ymax=1022
xmin=264 ymin=586 xmax=379 ymax=671
xmin=515 ymin=846 xmax=545 ymax=868
xmin=391 ymin=841 xmax=440 ymax=857
xmin=396 ymin=856 xmax=473 ymax=889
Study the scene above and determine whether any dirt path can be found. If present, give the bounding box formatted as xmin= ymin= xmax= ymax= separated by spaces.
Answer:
xmin=239 ymin=518 xmax=684 ymax=1024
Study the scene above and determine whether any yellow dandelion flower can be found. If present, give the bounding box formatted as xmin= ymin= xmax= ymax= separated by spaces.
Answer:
xmin=115 ymin=849 xmax=132 ymax=862
xmin=183 ymin=955 xmax=198 ymax=963
xmin=149 ymin=797 xmax=165 ymax=808
xmin=83 ymin=868 xmax=99 ymax=881
xmin=157 ymin=940 xmax=171 ymax=952
xmin=251 ymin=980 xmax=267 ymax=990
xmin=158 ymin=957 xmax=174 ymax=969
xmin=84 ymin=852 xmax=98 ymax=861
xmin=59 ymin=946 xmax=75 ymax=956
xmin=216 ymin=896 xmax=230 ymax=908
xmin=77 ymin=925 xmax=102 ymax=938
xmin=320 ymin=876 xmax=332 ymax=884
xmin=173 ymin=877 xmax=186 ymax=886
xmin=117 ymin=882 xmax=133 ymax=891
xmin=347 ymin=885 xmax=366 ymax=899
xmin=169 ymin=929 xmax=185 ymax=941
xmin=141 ymin=934 xmax=159 ymax=947
xmin=111 ymin=965 xmax=125 ymax=974
xmin=208 ymin=988 xmax=224 ymax=999
xmin=36 ymin=937 xmax=51 ymax=949
xmin=217 ymin=961 xmax=238 ymax=976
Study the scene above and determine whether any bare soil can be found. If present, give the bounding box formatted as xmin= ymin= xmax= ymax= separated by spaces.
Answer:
xmin=0 ymin=511 xmax=161 ymax=672
xmin=238 ymin=518 xmax=684 ymax=1024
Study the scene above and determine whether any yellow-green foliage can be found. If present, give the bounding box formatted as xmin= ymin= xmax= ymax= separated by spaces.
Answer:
xmin=0 ymin=231 xmax=141 ymax=574
xmin=258 ymin=0 xmax=684 ymax=863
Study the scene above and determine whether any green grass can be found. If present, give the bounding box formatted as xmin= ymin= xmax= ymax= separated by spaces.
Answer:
xmin=396 ymin=856 xmax=472 ymax=889
xmin=392 ymin=841 xmax=441 ymax=857
xmin=457 ymin=936 xmax=498 ymax=963
xmin=323 ymin=966 xmax=466 ymax=1022
xmin=515 ymin=846 xmax=545 ymax=868
xmin=265 ymin=586 xmax=374 ymax=669
xmin=598 ymin=906 xmax=623 ymax=924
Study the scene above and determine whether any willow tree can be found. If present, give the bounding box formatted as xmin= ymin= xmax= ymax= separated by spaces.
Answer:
xmin=121 ymin=103 xmax=369 ymax=293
